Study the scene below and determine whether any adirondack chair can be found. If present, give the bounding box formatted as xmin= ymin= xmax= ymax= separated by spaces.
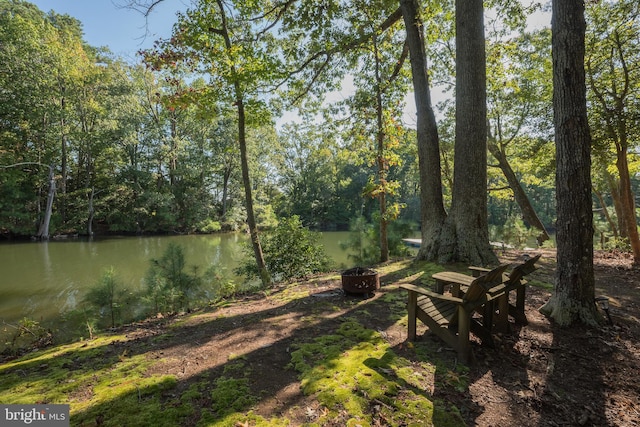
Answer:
xmin=466 ymin=254 xmax=541 ymax=332
xmin=399 ymin=264 xmax=510 ymax=364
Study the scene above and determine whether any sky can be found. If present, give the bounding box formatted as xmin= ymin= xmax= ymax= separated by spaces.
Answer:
xmin=28 ymin=0 xmax=189 ymax=59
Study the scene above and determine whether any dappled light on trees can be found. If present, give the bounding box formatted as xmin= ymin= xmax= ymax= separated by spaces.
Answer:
xmin=539 ymin=0 xmax=598 ymax=327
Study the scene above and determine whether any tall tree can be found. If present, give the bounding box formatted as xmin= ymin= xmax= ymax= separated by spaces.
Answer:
xmin=540 ymin=0 xmax=598 ymax=326
xmin=0 ymin=2 xmax=88 ymax=236
xmin=400 ymin=0 xmax=448 ymax=260
xmin=276 ymin=122 xmax=337 ymax=228
xmin=586 ymin=0 xmax=640 ymax=264
xmin=142 ymin=0 xmax=287 ymax=286
xmin=436 ymin=0 xmax=496 ymax=265
xmin=335 ymin=3 xmax=409 ymax=262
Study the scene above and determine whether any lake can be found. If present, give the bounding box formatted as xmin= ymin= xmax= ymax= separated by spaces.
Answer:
xmin=0 ymin=232 xmax=355 ymax=345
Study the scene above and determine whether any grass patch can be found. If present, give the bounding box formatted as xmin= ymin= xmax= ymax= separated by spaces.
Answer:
xmin=0 ymin=335 xmax=271 ymax=426
xmin=0 ymin=337 xmax=182 ymax=426
xmin=288 ymin=319 xmax=465 ymax=426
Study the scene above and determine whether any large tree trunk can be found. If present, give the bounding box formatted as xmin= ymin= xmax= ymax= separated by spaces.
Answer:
xmin=540 ymin=0 xmax=598 ymax=326
xmin=400 ymin=0 xmax=447 ymax=260
xmin=438 ymin=0 xmax=497 ymax=265
xmin=488 ymin=141 xmax=550 ymax=245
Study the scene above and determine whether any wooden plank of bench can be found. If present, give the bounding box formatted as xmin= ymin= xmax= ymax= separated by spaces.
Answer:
xmin=432 ymin=271 xmax=475 ymax=294
xmin=419 ymin=297 xmax=456 ymax=325
xmin=468 ymin=266 xmax=490 ymax=277
xmin=399 ymin=283 xmax=464 ymax=302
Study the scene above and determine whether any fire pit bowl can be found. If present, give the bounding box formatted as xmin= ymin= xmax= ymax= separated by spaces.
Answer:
xmin=341 ymin=267 xmax=380 ymax=295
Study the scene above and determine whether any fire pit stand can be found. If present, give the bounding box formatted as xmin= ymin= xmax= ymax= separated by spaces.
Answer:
xmin=341 ymin=267 xmax=380 ymax=296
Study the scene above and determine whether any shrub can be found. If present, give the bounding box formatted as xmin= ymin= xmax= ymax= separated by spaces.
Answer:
xmin=236 ymin=216 xmax=333 ymax=282
xmin=84 ymin=267 xmax=125 ymax=328
xmin=197 ymin=219 xmax=222 ymax=233
xmin=202 ymin=265 xmax=237 ymax=301
xmin=143 ymin=243 xmax=203 ymax=314
xmin=6 ymin=317 xmax=53 ymax=354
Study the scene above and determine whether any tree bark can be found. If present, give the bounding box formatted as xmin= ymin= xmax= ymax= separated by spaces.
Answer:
xmin=438 ymin=0 xmax=497 ymax=265
xmin=540 ymin=0 xmax=599 ymax=326
xmin=236 ymin=97 xmax=270 ymax=286
xmin=400 ymin=0 xmax=447 ymax=260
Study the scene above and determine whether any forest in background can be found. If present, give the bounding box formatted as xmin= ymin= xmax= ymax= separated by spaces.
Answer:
xmin=0 ymin=0 xmax=638 ymax=253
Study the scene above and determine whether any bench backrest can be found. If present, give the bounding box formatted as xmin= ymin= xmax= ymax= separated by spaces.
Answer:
xmin=463 ymin=264 xmax=510 ymax=303
xmin=506 ymin=254 xmax=541 ymax=285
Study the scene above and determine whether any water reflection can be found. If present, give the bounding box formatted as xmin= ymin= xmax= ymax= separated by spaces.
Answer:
xmin=0 ymin=232 xmax=352 ymax=338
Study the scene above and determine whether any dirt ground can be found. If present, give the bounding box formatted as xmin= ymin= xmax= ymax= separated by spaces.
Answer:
xmin=40 ymin=249 xmax=640 ymax=426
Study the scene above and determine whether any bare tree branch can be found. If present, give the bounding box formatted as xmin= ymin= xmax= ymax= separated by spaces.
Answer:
xmin=279 ymin=6 xmax=403 ymax=103
xmin=114 ymin=0 xmax=166 ymax=17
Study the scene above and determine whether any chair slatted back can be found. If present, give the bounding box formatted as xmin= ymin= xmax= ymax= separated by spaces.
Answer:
xmin=462 ymin=264 xmax=510 ymax=303
xmin=507 ymin=254 xmax=541 ymax=285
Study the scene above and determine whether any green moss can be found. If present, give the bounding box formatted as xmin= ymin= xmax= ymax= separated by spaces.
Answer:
xmin=272 ymin=286 xmax=310 ymax=304
xmin=210 ymin=377 xmax=256 ymax=414
xmin=199 ymin=411 xmax=289 ymax=427
xmin=375 ymin=259 xmax=413 ymax=275
xmin=380 ymin=291 xmax=409 ymax=322
xmin=0 ymin=335 xmax=126 ymax=373
xmin=289 ymin=320 xmax=465 ymax=427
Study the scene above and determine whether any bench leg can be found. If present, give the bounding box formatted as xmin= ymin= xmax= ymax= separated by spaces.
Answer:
xmin=482 ymin=301 xmax=494 ymax=331
xmin=512 ymin=285 xmax=528 ymax=324
xmin=407 ymin=291 xmax=417 ymax=340
xmin=457 ymin=307 xmax=472 ymax=364
xmin=494 ymin=293 xmax=511 ymax=333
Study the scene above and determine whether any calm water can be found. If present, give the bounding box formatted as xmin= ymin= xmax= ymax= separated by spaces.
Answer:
xmin=0 ymin=232 xmax=353 ymax=337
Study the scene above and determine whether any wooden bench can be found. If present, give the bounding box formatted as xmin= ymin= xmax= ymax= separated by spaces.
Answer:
xmin=431 ymin=269 xmax=508 ymax=332
xmin=399 ymin=264 xmax=510 ymax=364
xmin=459 ymin=254 xmax=541 ymax=332
xmin=431 ymin=255 xmax=540 ymax=332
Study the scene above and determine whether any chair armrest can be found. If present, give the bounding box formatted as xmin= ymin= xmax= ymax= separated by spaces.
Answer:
xmin=399 ymin=283 xmax=464 ymax=303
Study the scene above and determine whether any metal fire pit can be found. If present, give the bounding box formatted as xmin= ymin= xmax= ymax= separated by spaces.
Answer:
xmin=341 ymin=267 xmax=380 ymax=295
